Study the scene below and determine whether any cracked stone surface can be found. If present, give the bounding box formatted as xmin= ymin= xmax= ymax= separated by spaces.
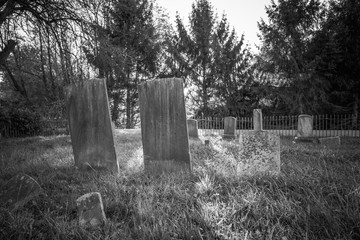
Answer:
xmin=76 ymin=192 xmax=106 ymax=227
xmin=238 ymin=131 xmax=280 ymax=176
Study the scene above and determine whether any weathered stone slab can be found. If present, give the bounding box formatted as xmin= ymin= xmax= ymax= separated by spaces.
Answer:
xmin=138 ymin=78 xmax=191 ymax=174
xmin=319 ymin=136 xmax=340 ymax=146
xmin=76 ymin=192 xmax=106 ymax=227
xmin=253 ymin=109 xmax=263 ymax=131
xmin=187 ymin=119 xmax=199 ymax=138
xmin=0 ymin=174 xmax=41 ymax=210
xmin=66 ymin=78 xmax=118 ymax=172
xmin=223 ymin=117 xmax=237 ymax=140
xmin=238 ymin=131 xmax=280 ymax=176
xmin=297 ymin=114 xmax=313 ymax=137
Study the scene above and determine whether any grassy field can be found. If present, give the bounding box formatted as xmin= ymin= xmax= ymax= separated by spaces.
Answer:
xmin=0 ymin=130 xmax=360 ymax=239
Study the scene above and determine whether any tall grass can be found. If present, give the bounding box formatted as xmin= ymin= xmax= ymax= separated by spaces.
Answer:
xmin=0 ymin=132 xmax=359 ymax=239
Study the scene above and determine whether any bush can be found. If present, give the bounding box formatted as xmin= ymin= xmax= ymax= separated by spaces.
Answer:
xmin=0 ymin=103 xmax=42 ymax=137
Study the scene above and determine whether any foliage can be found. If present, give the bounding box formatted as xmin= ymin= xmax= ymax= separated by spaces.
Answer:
xmin=0 ymin=102 xmax=42 ymax=137
xmin=167 ymin=0 xmax=256 ymax=117
xmin=257 ymin=0 xmax=327 ymax=114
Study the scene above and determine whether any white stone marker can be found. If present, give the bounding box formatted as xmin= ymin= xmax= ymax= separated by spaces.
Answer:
xmin=297 ymin=114 xmax=313 ymax=137
xmin=76 ymin=192 xmax=106 ymax=227
xmin=238 ymin=109 xmax=280 ymax=176
xmin=187 ymin=119 xmax=199 ymax=138
xmin=319 ymin=136 xmax=341 ymax=146
xmin=223 ymin=117 xmax=237 ymax=139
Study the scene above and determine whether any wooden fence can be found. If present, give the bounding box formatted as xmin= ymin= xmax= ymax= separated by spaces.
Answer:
xmin=197 ymin=114 xmax=360 ymax=137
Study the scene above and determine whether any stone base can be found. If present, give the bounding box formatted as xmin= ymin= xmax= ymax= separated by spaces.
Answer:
xmin=293 ymin=136 xmax=319 ymax=144
xmin=222 ymin=134 xmax=236 ymax=140
xmin=319 ymin=136 xmax=340 ymax=146
xmin=144 ymin=160 xmax=192 ymax=175
xmin=238 ymin=131 xmax=280 ymax=176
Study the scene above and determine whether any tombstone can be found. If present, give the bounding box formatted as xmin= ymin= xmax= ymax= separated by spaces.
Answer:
xmin=138 ymin=78 xmax=191 ymax=174
xmin=253 ymin=109 xmax=263 ymax=131
xmin=0 ymin=174 xmax=41 ymax=210
xmin=66 ymin=78 xmax=118 ymax=173
xmin=187 ymin=119 xmax=199 ymax=138
xmin=297 ymin=114 xmax=313 ymax=137
xmin=223 ymin=117 xmax=237 ymax=139
xmin=319 ymin=136 xmax=340 ymax=147
xmin=76 ymin=192 xmax=106 ymax=227
xmin=238 ymin=109 xmax=281 ymax=176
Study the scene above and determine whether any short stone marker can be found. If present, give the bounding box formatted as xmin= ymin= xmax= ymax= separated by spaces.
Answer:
xmin=238 ymin=109 xmax=280 ymax=176
xmin=138 ymin=78 xmax=191 ymax=174
xmin=187 ymin=119 xmax=199 ymax=138
xmin=66 ymin=78 xmax=118 ymax=173
xmin=76 ymin=192 xmax=106 ymax=227
xmin=253 ymin=109 xmax=263 ymax=131
xmin=297 ymin=114 xmax=313 ymax=137
xmin=223 ymin=117 xmax=237 ymax=139
xmin=319 ymin=136 xmax=340 ymax=146
xmin=0 ymin=174 xmax=41 ymax=210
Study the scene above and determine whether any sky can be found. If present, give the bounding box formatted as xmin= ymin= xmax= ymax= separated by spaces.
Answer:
xmin=155 ymin=0 xmax=272 ymax=52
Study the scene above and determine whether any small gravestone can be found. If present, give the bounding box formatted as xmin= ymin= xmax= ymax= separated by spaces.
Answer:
xmin=319 ymin=136 xmax=340 ymax=146
xmin=297 ymin=114 xmax=313 ymax=137
xmin=0 ymin=174 xmax=41 ymax=210
xmin=138 ymin=78 xmax=191 ymax=174
xmin=238 ymin=109 xmax=280 ymax=176
xmin=76 ymin=192 xmax=106 ymax=227
xmin=187 ymin=119 xmax=199 ymax=138
xmin=223 ymin=117 xmax=237 ymax=140
xmin=66 ymin=78 xmax=118 ymax=173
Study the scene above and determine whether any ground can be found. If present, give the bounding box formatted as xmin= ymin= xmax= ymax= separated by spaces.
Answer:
xmin=0 ymin=130 xmax=359 ymax=239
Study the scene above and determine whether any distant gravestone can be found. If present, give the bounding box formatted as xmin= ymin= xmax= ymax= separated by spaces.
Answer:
xmin=187 ymin=119 xmax=199 ymax=138
xmin=138 ymin=78 xmax=191 ymax=174
xmin=297 ymin=114 xmax=313 ymax=137
xmin=223 ymin=117 xmax=237 ymax=139
xmin=238 ymin=109 xmax=280 ymax=176
xmin=0 ymin=174 xmax=41 ymax=210
xmin=76 ymin=192 xmax=106 ymax=227
xmin=253 ymin=109 xmax=263 ymax=131
xmin=66 ymin=78 xmax=118 ymax=173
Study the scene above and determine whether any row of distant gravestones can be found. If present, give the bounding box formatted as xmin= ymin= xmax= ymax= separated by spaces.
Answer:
xmin=66 ymin=78 xmax=286 ymax=176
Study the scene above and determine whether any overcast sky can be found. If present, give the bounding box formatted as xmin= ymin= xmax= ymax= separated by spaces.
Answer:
xmin=156 ymin=0 xmax=272 ymax=52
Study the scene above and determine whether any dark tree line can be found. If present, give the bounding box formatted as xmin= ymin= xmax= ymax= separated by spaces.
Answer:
xmin=0 ymin=0 xmax=359 ymax=131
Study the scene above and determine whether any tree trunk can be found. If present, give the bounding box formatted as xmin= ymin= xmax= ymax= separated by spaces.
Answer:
xmin=352 ymin=93 xmax=359 ymax=129
xmin=126 ymin=87 xmax=132 ymax=129
xmin=38 ymin=26 xmax=48 ymax=91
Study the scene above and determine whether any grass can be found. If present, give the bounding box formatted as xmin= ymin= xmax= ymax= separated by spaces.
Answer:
xmin=0 ymin=131 xmax=360 ymax=239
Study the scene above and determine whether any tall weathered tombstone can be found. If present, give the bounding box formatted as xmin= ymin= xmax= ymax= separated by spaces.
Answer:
xmin=187 ymin=119 xmax=199 ymax=138
xmin=297 ymin=114 xmax=313 ymax=137
xmin=238 ymin=109 xmax=280 ymax=176
xmin=67 ymin=78 xmax=118 ymax=173
xmin=138 ymin=78 xmax=191 ymax=174
xmin=223 ymin=117 xmax=237 ymax=139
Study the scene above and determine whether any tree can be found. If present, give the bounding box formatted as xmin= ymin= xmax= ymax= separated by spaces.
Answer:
xmin=213 ymin=16 xmax=255 ymax=116
xmin=168 ymin=0 xmax=254 ymax=117
xmin=0 ymin=0 xmax=80 ymax=64
xmin=314 ymin=0 xmax=360 ymax=122
xmin=257 ymin=0 xmax=326 ymax=114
